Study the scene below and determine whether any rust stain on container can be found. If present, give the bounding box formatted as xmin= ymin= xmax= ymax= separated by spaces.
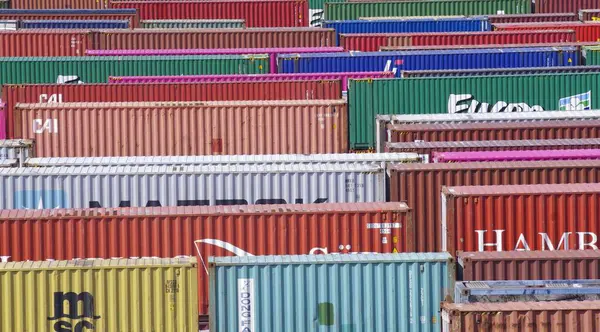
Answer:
xmin=0 ymin=30 xmax=93 ymax=56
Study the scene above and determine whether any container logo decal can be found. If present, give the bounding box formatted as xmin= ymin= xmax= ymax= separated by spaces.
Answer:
xmin=56 ymin=75 xmax=84 ymax=84
xmin=39 ymin=94 xmax=63 ymax=103
xmin=89 ymin=197 xmax=328 ymax=208
xmin=47 ymin=292 xmax=101 ymax=331
xmin=33 ymin=119 xmax=58 ymax=134
xmin=559 ymin=91 xmax=591 ymax=111
xmin=14 ymin=190 xmax=68 ymax=209
xmin=237 ymin=279 xmax=255 ymax=332
xmin=474 ymin=230 xmax=599 ymax=251
xmin=448 ymin=94 xmax=544 ymax=113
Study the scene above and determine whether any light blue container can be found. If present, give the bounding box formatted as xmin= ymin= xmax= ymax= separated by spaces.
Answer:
xmin=209 ymin=253 xmax=455 ymax=332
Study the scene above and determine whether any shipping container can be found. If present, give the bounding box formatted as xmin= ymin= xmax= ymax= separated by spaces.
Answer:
xmin=2 ymin=80 xmax=341 ymax=138
xmin=92 ymin=28 xmax=336 ymax=50
xmin=341 ymin=30 xmax=575 ymax=51
xmin=0 ymin=1 xmax=6 ymax=8
xmin=0 ymin=162 xmax=386 ymax=209
xmin=0 ymin=30 xmax=94 ymax=56
xmin=10 ymin=0 xmax=109 ymax=9
xmin=441 ymin=301 xmax=600 ymax=332
xmin=324 ymin=0 xmax=531 ymax=21
xmin=0 ymin=258 xmax=198 ymax=332
xmin=209 ymin=253 xmax=454 ymax=332
xmin=15 ymin=99 xmax=348 ymax=156
xmin=536 ymin=0 xmax=600 ymax=14
xmin=349 ymin=74 xmax=600 ymax=150
xmin=583 ymin=46 xmax=600 ymax=65
xmin=140 ymin=19 xmax=245 ymax=29
xmin=382 ymin=41 xmax=597 ymax=52
xmin=20 ymin=19 xmax=130 ymax=29
xmin=434 ymin=149 xmax=600 ymax=163
xmin=111 ymin=0 xmax=309 ymax=27
xmin=0 ymin=139 xmax=33 ymax=164
xmin=458 ymin=250 xmax=600 ymax=281
xmin=0 ymin=202 xmax=410 ymax=313
xmin=0 ymin=102 xmax=4 ymax=139
xmin=580 ymin=9 xmax=600 ymax=21
xmin=455 ymin=280 xmax=600 ymax=303
xmin=0 ymin=9 xmax=140 ymax=27
xmin=0 ymin=20 xmax=19 ymax=30
xmin=400 ymin=65 xmax=600 ymax=78
xmin=442 ymin=183 xmax=600 ymax=256
xmin=487 ymin=12 xmax=579 ymax=23
xmin=390 ymin=160 xmax=600 ymax=252
xmin=494 ymin=22 xmax=600 ymax=42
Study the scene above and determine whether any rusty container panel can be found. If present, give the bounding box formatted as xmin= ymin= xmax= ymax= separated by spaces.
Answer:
xmin=494 ymin=22 xmax=600 ymax=42
xmin=111 ymin=0 xmax=308 ymax=27
xmin=0 ymin=30 xmax=92 ymax=56
xmin=441 ymin=301 xmax=600 ymax=332
xmin=0 ymin=9 xmax=140 ymax=27
xmin=458 ymin=250 xmax=600 ymax=281
xmin=10 ymin=0 xmax=108 ymax=9
xmin=3 ymin=80 xmax=341 ymax=139
xmin=15 ymin=99 xmax=348 ymax=156
xmin=0 ymin=202 xmax=411 ymax=314
xmin=340 ymin=33 xmax=411 ymax=52
xmin=536 ymin=0 xmax=600 ymax=14
xmin=388 ymin=120 xmax=600 ymax=143
xmin=441 ymin=183 xmax=600 ymax=257
xmin=580 ymin=9 xmax=600 ymax=21
xmin=487 ymin=13 xmax=579 ymax=23
xmin=94 ymin=28 xmax=336 ymax=50
xmin=389 ymin=160 xmax=600 ymax=252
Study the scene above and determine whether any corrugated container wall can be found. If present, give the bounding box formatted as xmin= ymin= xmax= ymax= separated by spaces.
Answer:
xmin=2 ymin=80 xmax=342 ymax=139
xmin=433 ymin=149 xmax=600 ymax=162
xmin=0 ymin=202 xmax=411 ymax=313
xmin=209 ymin=253 xmax=455 ymax=332
xmin=140 ymin=19 xmax=245 ymax=29
xmin=536 ymin=0 xmax=600 ymax=14
xmin=494 ymin=22 xmax=600 ymax=42
xmin=0 ymin=139 xmax=33 ymax=163
xmin=487 ymin=13 xmax=579 ymax=23
xmin=111 ymin=0 xmax=309 ymax=27
xmin=0 ymin=102 xmax=4 ymax=139
xmin=400 ymin=65 xmax=600 ymax=78
xmin=14 ymin=100 xmax=348 ymax=156
xmin=580 ymin=9 xmax=600 ymax=21
xmin=0 ymin=258 xmax=198 ymax=332
xmin=0 ymin=9 xmax=140 ymax=27
xmin=458 ymin=250 xmax=600 ymax=281
xmin=0 ymin=163 xmax=386 ymax=209
xmin=0 ymin=30 xmax=93 ymax=56
xmin=20 ymin=19 xmax=130 ymax=29
xmin=441 ymin=301 xmax=600 ymax=332
xmin=389 ymin=160 xmax=600 ymax=252
xmin=10 ymin=0 xmax=108 ymax=9
xmin=582 ymin=46 xmax=600 ymax=65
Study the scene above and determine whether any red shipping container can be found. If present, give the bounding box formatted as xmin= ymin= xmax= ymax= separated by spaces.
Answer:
xmin=580 ymin=9 xmax=600 ymax=21
xmin=10 ymin=0 xmax=108 ymax=9
xmin=494 ymin=22 xmax=600 ymax=42
xmin=2 ymin=80 xmax=341 ymax=139
xmin=93 ymin=28 xmax=335 ymax=50
xmin=15 ymin=99 xmax=348 ymax=156
xmin=458 ymin=250 xmax=600 ymax=281
xmin=0 ymin=30 xmax=93 ymax=56
xmin=389 ymin=160 xmax=600 ymax=252
xmin=0 ymin=11 xmax=139 ymax=27
xmin=110 ymin=0 xmax=308 ymax=27
xmin=388 ymin=120 xmax=600 ymax=143
xmin=0 ymin=202 xmax=412 ymax=314
xmin=487 ymin=13 xmax=579 ymax=24
xmin=536 ymin=0 xmax=600 ymax=14
xmin=340 ymin=30 xmax=576 ymax=52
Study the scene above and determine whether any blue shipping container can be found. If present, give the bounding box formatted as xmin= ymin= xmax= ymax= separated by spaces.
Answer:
xmin=278 ymin=47 xmax=578 ymax=77
xmin=21 ymin=20 xmax=129 ymax=29
xmin=455 ymin=280 xmax=600 ymax=304
xmin=209 ymin=253 xmax=455 ymax=332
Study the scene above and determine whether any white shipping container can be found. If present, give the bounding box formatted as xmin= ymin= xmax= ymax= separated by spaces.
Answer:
xmin=0 ymin=139 xmax=33 ymax=165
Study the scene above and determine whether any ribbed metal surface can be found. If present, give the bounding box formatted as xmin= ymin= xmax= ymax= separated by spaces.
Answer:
xmin=0 ymin=163 xmax=385 ymax=209
xmin=536 ymin=0 xmax=600 ymax=14
xmin=400 ymin=65 xmax=600 ymax=78
xmin=0 ymin=30 xmax=93 ymax=56
xmin=21 ymin=19 xmax=130 ymax=29
xmin=140 ymin=19 xmax=245 ymax=29
xmin=487 ymin=13 xmax=579 ymax=23
xmin=494 ymin=22 xmax=600 ymax=42
xmin=580 ymin=9 xmax=600 ymax=21
xmin=209 ymin=253 xmax=454 ymax=332
xmin=0 ymin=9 xmax=139 ymax=27
xmin=0 ymin=139 xmax=33 ymax=164
xmin=433 ymin=149 xmax=600 ymax=162
xmin=10 ymin=0 xmax=108 ymax=9
xmin=0 ymin=258 xmax=198 ymax=331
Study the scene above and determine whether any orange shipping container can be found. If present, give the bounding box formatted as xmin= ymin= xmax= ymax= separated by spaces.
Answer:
xmin=0 ymin=30 xmax=93 ymax=56
xmin=15 ymin=99 xmax=349 ymax=156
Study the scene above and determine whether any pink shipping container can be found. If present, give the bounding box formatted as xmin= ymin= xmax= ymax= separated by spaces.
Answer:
xmin=0 ymin=202 xmax=412 ymax=314
xmin=458 ymin=250 xmax=600 ymax=281
xmin=493 ymin=22 xmax=600 ymax=42
xmin=0 ymin=11 xmax=139 ymax=27
xmin=0 ymin=30 xmax=92 ymax=56
xmin=86 ymin=47 xmax=344 ymax=73
xmin=580 ymin=9 xmax=600 ymax=21
xmin=433 ymin=149 xmax=600 ymax=163
xmin=10 ymin=0 xmax=108 ymax=9
xmin=536 ymin=0 xmax=600 ymax=14
xmin=92 ymin=28 xmax=335 ymax=50
xmin=110 ymin=0 xmax=309 ymax=27
xmin=487 ymin=13 xmax=579 ymax=23
xmin=441 ymin=183 xmax=600 ymax=256
xmin=15 ymin=99 xmax=349 ymax=156
xmin=441 ymin=301 xmax=600 ymax=332
xmin=340 ymin=30 xmax=576 ymax=52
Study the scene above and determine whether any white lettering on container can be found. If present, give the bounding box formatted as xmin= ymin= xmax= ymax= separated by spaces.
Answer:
xmin=448 ymin=94 xmax=545 ymax=114
xmin=33 ymin=119 xmax=58 ymax=134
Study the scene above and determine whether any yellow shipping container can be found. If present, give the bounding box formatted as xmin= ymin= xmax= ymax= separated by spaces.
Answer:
xmin=0 ymin=257 xmax=198 ymax=332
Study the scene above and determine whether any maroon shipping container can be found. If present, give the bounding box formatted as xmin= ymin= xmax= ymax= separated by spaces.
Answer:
xmin=494 ymin=22 xmax=600 ymax=42
xmin=2 ymin=80 xmax=341 ymax=139
xmin=458 ymin=250 xmax=600 ymax=281
xmin=110 ymin=0 xmax=308 ymax=27
xmin=10 ymin=0 xmax=108 ymax=9
xmin=0 ymin=11 xmax=139 ymax=28
xmin=0 ymin=202 xmax=412 ymax=314
xmin=441 ymin=301 xmax=600 ymax=332
xmin=0 ymin=30 xmax=93 ymax=56
xmin=487 ymin=13 xmax=579 ymax=24
xmin=387 ymin=120 xmax=600 ymax=143
xmin=93 ymin=28 xmax=335 ymax=50
xmin=15 ymin=99 xmax=348 ymax=156
xmin=389 ymin=160 xmax=600 ymax=252
xmin=580 ymin=9 xmax=600 ymax=21
xmin=536 ymin=0 xmax=600 ymax=14
xmin=340 ymin=30 xmax=576 ymax=52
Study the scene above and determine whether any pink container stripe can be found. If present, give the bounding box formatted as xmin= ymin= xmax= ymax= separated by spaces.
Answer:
xmin=87 ymin=47 xmax=344 ymax=73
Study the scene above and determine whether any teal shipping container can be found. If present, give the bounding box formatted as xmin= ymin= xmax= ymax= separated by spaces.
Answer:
xmin=209 ymin=253 xmax=455 ymax=332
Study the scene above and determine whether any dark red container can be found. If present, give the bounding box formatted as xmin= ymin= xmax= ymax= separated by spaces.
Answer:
xmin=580 ymin=9 xmax=600 ymax=21
xmin=0 ymin=30 xmax=93 ymax=56
xmin=494 ymin=22 xmax=600 ymax=42
xmin=487 ymin=13 xmax=579 ymax=23
xmin=110 ymin=0 xmax=309 ymax=27
xmin=2 ymin=80 xmax=341 ymax=138
xmin=0 ymin=10 xmax=139 ymax=27
xmin=536 ymin=0 xmax=600 ymax=14
xmin=10 ymin=0 xmax=108 ymax=9
xmin=389 ymin=160 xmax=600 ymax=252
xmin=340 ymin=30 xmax=576 ymax=52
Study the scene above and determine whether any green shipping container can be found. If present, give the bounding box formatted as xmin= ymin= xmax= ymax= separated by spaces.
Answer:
xmin=140 ymin=19 xmax=246 ymax=29
xmin=324 ymin=0 xmax=531 ymax=21
xmin=349 ymin=73 xmax=598 ymax=149
xmin=584 ymin=46 xmax=600 ymax=65
xmin=0 ymin=1 xmax=7 ymax=8
xmin=0 ymin=55 xmax=269 ymax=92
